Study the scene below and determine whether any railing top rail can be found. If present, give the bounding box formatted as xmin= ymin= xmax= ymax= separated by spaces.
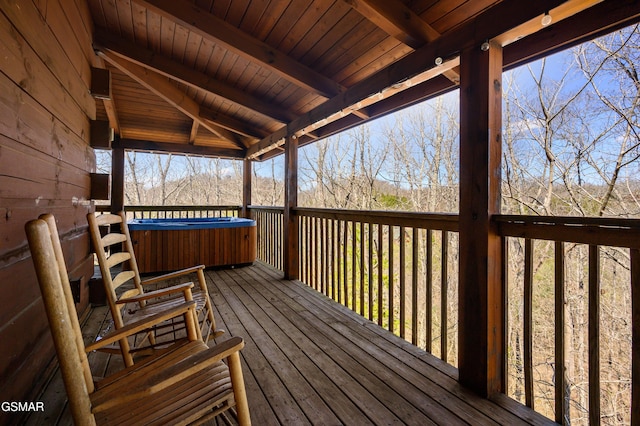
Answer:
xmin=495 ymin=214 xmax=640 ymax=228
xmin=248 ymin=206 xmax=285 ymax=213
xmin=495 ymin=214 xmax=640 ymax=248
xmin=294 ymin=207 xmax=459 ymax=231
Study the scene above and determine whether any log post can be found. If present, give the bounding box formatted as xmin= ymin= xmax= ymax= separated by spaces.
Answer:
xmin=110 ymin=140 xmax=125 ymax=214
xmin=242 ymin=158 xmax=252 ymax=219
xmin=283 ymin=134 xmax=299 ymax=280
xmin=458 ymin=40 xmax=504 ymax=396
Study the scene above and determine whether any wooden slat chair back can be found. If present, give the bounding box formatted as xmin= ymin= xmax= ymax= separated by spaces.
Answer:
xmin=26 ymin=214 xmax=251 ymax=425
xmin=87 ymin=211 xmax=222 ymax=365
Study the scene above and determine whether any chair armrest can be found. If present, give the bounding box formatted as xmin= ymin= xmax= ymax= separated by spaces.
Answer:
xmin=85 ymin=301 xmax=196 ymax=352
xmin=116 ymin=282 xmax=194 ymax=304
xmin=91 ymin=337 xmax=245 ymax=412
xmin=140 ymin=265 xmax=205 ymax=286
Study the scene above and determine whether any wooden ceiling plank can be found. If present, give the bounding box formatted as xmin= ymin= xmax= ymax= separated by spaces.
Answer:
xmin=343 ymin=0 xmax=440 ymax=48
xmin=135 ymin=0 xmax=346 ymax=98
xmin=247 ymin=0 xmax=568 ymax=158
xmin=99 ymin=51 xmax=250 ymax=149
xmin=94 ymin=28 xmax=296 ymax=123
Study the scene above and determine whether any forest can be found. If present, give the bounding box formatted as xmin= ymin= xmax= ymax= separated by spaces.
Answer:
xmin=96 ymin=24 xmax=640 ymax=425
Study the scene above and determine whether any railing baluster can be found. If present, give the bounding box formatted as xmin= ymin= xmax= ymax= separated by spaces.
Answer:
xmin=352 ymin=221 xmax=357 ymax=311
xmin=426 ymin=229 xmax=433 ymax=353
xmin=589 ymin=244 xmax=600 ymax=425
xmin=412 ymin=227 xmax=419 ymax=346
xmin=336 ymin=219 xmax=342 ymax=305
xmin=555 ymin=241 xmax=567 ymax=424
xmin=378 ymin=223 xmax=384 ymax=328
xmin=523 ymin=238 xmax=534 ymax=408
xmin=501 ymin=235 xmax=508 ymax=395
xmin=524 ymin=238 xmax=534 ymax=408
xmin=631 ymin=248 xmax=640 ymax=426
xmin=369 ymin=223 xmax=374 ymax=321
xmin=331 ymin=219 xmax=337 ymax=301
xmin=441 ymin=231 xmax=449 ymax=362
xmin=343 ymin=220 xmax=349 ymax=308
xmin=400 ymin=226 xmax=406 ymax=340
xmin=318 ymin=218 xmax=327 ymax=296
xmin=389 ymin=225 xmax=395 ymax=334
xmin=360 ymin=221 xmax=365 ymax=316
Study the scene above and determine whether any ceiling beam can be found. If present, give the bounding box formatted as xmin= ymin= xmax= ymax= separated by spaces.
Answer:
xmin=344 ymin=0 xmax=459 ymax=83
xmin=115 ymin=138 xmax=246 ymax=159
xmin=93 ymin=28 xmax=297 ymax=124
xmin=98 ymin=51 xmax=251 ymax=149
xmin=246 ymin=0 xmax=578 ymax=159
xmin=199 ymin=106 xmax=266 ymax=140
xmin=503 ymin=0 xmax=640 ymax=69
xmin=343 ymin=0 xmax=440 ymax=49
xmin=135 ymin=0 xmax=346 ymax=98
xmin=93 ymin=57 xmax=121 ymax=134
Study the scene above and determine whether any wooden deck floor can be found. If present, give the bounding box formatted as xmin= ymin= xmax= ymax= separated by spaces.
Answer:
xmin=28 ymin=262 xmax=554 ymax=425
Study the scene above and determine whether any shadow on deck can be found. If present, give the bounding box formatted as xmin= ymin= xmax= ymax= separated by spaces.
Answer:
xmin=28 ymin=261 xmax=554 ymax=425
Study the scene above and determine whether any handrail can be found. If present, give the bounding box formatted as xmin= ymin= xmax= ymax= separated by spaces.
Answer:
xmin=495 ymin=214 xmax=640 ymax=248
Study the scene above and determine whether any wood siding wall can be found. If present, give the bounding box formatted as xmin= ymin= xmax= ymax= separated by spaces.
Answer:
xmin=0 ymin=0 xmax=96 ymax=421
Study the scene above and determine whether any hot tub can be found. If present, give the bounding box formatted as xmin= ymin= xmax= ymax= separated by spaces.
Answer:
xmin=128 ymin=217 xmax=256 ymax=274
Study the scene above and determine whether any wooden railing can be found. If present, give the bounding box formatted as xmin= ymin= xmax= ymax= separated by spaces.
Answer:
xmin=494 ymin=215 xmax=640 ymax=425
xmin=249 ymin=206 xmax=284 ymax=271
xmin=251 ymin=206 xmax=461 ymax=362
xmin=97 ymin=204 xmax=639 ymax=423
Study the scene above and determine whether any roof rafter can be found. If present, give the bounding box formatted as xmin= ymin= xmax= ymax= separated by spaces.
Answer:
xmin=93 ymin=28 xmax=297 ymax=124
xmin=135 ymin=0 xmax=346 ymax=98
xmin=98 ymin=51 xmax=252 ymax=149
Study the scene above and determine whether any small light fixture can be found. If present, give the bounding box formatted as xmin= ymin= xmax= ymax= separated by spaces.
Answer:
xmin=481 ymin=41 xmax=490 ymax=51
xmin=541 ymin=11 xmax=552 ymax=27
xmin=434 ymin=57 xmax=443 ymax=66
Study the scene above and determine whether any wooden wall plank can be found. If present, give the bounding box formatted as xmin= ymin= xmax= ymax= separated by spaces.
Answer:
xmin=0 ymin=0 xmax=95 ymax=120
xmin=0 ymin=0 xmax=94 ymax=417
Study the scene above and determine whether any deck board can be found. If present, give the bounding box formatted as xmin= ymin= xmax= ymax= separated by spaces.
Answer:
xmin=29 ymin=261 xmax=554 ymax=425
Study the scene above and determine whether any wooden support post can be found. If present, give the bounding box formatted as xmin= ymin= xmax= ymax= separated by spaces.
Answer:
xmin=631 ymin=248 xmax=640 ymax=426
xmin=283 ymin=134 xmax=299 ymax=280
xmin=242 ymin=159 xmax=252 ymax=219
xmin=111 ymin=141 xmax=125 ymax=214
xmin=458 ymin=40 xmax=504 ymax=397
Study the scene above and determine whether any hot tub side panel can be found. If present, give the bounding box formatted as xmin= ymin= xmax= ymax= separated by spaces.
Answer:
xmin=130 ymin=226 xmax=257 ymax=274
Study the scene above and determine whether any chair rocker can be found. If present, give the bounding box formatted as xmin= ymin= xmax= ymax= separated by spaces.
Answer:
xmin=26 ymin=214 xmax=251 ymax=425
xmin=87 ymin=211 xmax=223 ymax=366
